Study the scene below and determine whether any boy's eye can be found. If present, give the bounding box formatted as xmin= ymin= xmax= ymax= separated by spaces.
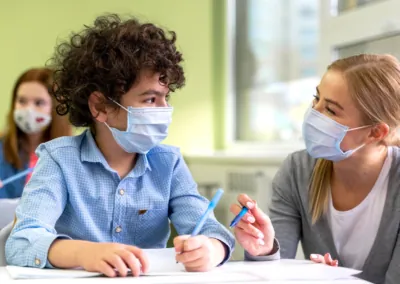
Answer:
xmin=144 ymin=97 xmax=156 ymax=104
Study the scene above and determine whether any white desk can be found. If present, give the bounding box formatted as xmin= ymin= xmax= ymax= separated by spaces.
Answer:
xmin=0 ymin=260 xmax=372 ymax=284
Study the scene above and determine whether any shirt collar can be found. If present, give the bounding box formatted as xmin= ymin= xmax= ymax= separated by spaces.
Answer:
xmin=80 ymin=130 xmax=151 ymax=176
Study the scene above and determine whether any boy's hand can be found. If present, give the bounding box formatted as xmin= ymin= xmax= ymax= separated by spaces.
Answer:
xmin=174 ymin=235 xmax=226 ymax=272
xmin=77 ymin=242 xmax=149 ymax=277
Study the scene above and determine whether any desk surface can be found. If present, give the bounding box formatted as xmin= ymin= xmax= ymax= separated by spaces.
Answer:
xmin=0 ymin=260 xmax=372 ymax=284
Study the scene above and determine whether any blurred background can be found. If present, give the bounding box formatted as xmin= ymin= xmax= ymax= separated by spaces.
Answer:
xmin=2 ymin=0 xmax=400 ymax=260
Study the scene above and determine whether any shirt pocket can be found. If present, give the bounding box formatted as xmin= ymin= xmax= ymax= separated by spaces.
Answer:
xmin=132 ymin=201 xmax=170 ymax=246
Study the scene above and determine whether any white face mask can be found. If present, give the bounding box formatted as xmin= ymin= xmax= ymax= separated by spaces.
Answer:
xmin=104 ymin=99 xmax=173 ymax=154
xmin=13 ymin=108 xmax=52 ymax=134
xmin=302 ymin=106 xmax=371 ymax=162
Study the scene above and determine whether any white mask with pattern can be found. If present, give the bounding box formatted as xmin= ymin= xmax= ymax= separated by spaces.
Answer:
xmin=13 ymin=108 xmax=52 ymax=134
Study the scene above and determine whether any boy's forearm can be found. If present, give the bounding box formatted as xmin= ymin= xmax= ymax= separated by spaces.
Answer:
xmin=48 ymin=239 xmax=89 ymax=268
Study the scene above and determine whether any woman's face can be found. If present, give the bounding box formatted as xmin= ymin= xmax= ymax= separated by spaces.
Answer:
xmin=313 ymin=70 xmax=371 ymax=151
xmin=15 ymin=82 xmax=52 ymax=115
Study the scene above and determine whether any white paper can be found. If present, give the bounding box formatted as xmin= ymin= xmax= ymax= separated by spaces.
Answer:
xmin=221 ymin=259 xmax=361 ymax=281
xmin=143 ymin=248 xmax=185 ymax=275
xmin=6 ymin=266 xmax=101 ymax=279
xmin=5 ymin=250 xmax=362 ymax=282
xmin=6 ymin=248 xmax=182 ymax=279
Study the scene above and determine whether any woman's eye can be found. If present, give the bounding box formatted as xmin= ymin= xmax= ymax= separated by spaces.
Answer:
xmin=312 ymin=95 xmax=319 ymax=106
xmin=326 ymin=107 xmax=336 ymax=115
xmin=18 ymin=98 xmax=27 ymax=105
xmin=35 ymin=100 xmax=45 ymax=106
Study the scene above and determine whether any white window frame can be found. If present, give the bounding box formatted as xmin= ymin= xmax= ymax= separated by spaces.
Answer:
xmin=225 ymin=0 xmax=400 ymax=154
xmin=319 ymin=0 xmax=400 ymax=71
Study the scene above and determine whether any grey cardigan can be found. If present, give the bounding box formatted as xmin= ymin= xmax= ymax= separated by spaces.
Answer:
xmin=246 ymin=148 xmax=400 ymax=284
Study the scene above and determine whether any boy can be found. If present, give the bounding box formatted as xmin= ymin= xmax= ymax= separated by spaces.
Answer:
xmin=5 ymin=14 xmax=234 ymax=277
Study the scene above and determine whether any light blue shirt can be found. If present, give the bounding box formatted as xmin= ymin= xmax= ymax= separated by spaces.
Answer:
xmin=5 ymin=130 xmax=234 ymax=268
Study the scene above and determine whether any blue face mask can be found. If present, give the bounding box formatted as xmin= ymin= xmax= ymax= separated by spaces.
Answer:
xmin=105 ymin=101 xmax=173 ymax=154
xmin=302 ymin=106 xmax=370 ymax=162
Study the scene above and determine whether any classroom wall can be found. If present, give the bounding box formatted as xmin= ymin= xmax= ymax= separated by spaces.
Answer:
xmin=0 ymin=0 xmax=226 ymax=154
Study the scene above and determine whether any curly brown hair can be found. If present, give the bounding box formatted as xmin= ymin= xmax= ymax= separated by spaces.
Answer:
xmin=50 ymin=14 xmax=185 ymax=127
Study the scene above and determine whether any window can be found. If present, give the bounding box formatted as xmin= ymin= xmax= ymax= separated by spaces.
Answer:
xmin=229 ymin=0 xmax=320 ymax=144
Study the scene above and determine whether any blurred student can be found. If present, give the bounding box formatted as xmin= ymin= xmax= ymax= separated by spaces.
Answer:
xmin=0 ymin=67 xmax=72 ymax=199
xmin=5 ymin=14 xmax=234 ymax=276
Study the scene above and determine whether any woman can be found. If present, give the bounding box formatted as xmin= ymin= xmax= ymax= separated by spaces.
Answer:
xmin=0 ymin=67 xmax=72 ymax=199
xmin=230 ymin=54 xmax=400 ymax=284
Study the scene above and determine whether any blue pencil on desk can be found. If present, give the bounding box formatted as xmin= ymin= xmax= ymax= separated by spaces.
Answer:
xmin=0 ymin=168 xmax=34 ymax=188
xmin=229 ymin=207 xmax=249 ymax=228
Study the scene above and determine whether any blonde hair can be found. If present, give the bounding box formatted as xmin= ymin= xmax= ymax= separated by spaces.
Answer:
xmin=310 ymin=54 xmax=400 ymax=223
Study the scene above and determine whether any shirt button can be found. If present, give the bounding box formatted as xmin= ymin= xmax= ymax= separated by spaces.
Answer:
xmin=115 ymin=226 xmax=122 ymax=233
xmin=34 ymin=258 xmax=41 ymax=266
xmin=119 ymin=189 xmax=125 ymax=196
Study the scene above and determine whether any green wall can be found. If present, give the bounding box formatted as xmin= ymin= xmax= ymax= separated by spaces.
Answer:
xmin=0 ymin=0 xmax=227 ymax=154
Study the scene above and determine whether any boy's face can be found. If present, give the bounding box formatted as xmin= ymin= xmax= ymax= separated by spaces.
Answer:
xmin=104 ymin=70 xmax=170 ymax=131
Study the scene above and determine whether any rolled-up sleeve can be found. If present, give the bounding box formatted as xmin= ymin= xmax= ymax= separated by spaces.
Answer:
xmin=168 ymin=154 xmax=235 ymax=264
xmin=5 ymin=145 xmax=70 ymax=268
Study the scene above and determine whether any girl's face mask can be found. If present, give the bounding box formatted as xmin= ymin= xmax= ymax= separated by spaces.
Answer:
xmin=13 ymin=108 xmax=52 ymax=134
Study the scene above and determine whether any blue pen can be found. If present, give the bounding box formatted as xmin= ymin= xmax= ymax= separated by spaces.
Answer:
xmin=229 ymin=207 xmax=249 ymax=228
xmin=0 ymin=168 xmax=34 ymax=188
xmin=191 ymin=188 xmax=224 ymax=236
xmin=177 ymin=189 xmax=224 ymax=263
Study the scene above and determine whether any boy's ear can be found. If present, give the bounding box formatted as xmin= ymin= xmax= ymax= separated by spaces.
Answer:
xmin=88 ymin=92 xmax=108 ymax=123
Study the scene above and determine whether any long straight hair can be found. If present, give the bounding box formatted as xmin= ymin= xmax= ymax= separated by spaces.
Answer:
xmin=309 ymin=54 xmax=400 ymax=224
xmin=2 ymin=68 xmax=72 ymax=169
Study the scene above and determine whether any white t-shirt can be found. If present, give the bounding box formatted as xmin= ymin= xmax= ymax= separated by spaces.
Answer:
xmin=327 ymin=147 xmax=391 ymax=270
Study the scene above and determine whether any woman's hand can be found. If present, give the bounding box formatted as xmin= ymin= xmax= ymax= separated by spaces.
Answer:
xmin=230 ymin=194 xmax=275 ymax=256
xmin=310 ymin=253 xmax=339 ymax=266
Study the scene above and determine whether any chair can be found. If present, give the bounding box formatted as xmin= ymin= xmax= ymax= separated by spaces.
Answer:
xmin=0 ymin=199 xmax=19 ymax=229
xmin=0 ymin=222 xmax=13 ymax=266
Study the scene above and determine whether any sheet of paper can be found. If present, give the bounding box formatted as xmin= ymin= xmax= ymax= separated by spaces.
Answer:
xmin=143 ymin=247 xmax=185 ymax=275
xmin=6 ymin=266 xmax=101 ymax=279
xmin=6 ymin=248 xmax=183 ymax=279
xmin=222 ymin=259 xmax=361 ymax=281
xmin=5 ymin=250 xmax=362 ymax=282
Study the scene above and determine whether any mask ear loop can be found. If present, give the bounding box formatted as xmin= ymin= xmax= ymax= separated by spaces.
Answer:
xmin=107 ymin=97 xmax=130 ymax=113
xmin=346 ymin=124 xmax=373 ymax=132
xmin=344 ymin=124 xmax=379 ymax=154
xmin=106 ymin=97 xmax=133 ymax=132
